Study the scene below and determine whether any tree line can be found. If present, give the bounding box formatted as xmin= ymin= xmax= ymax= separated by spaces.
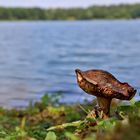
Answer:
xmin=0 ymin=4 xmax=140 ymax=20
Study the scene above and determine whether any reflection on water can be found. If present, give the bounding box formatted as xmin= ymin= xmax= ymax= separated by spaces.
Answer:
xmin=0 ymin=20 xmax=140 ymax=107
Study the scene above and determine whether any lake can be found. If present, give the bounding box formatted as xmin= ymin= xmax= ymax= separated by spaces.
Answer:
xmin=0 ymin=20 xmax=140 ymax=108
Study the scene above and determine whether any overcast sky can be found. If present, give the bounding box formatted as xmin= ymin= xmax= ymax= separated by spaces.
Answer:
xmin=0 ymin=0 xmax=140 ymax=8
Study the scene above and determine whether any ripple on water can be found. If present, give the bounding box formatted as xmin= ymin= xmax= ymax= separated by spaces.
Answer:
xmin=0 ymin=20 xmax=140 ymax=107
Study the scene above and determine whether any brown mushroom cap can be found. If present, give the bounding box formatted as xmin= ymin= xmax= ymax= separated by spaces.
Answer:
xmin=75 ymin=69 xmax=136 ymax=100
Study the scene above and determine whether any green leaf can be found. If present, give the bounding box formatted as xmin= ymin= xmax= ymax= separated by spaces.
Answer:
xmin=65 ymin=132 xmax=78 ymax=140
xmin=117 ymin=105 xmax=133 ymax=112
xmin=41 ymin=94 xmax=49 ymax=106
xmin=130 ymin=98 xmax=135 ymax=105
xmin=45 ymin=132 xmax=56 ymax=140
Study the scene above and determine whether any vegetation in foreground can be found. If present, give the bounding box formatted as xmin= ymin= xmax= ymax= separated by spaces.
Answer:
xmin=0 ymin=93 xmax=140 ymax=140
xmin=1 ymin=4 xmax=140 ymax=20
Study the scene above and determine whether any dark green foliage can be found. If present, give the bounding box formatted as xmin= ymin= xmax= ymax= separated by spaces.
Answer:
xmin=1 ymin=4 xmax=140 ymax=20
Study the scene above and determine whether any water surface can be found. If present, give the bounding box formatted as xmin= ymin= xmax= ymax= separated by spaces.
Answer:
xmin=0 ymin=20 xmax=140 ymax=107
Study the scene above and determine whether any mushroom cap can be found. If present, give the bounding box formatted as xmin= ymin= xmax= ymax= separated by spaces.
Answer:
xmin=75 ymin=69 xmax=136 ymax=100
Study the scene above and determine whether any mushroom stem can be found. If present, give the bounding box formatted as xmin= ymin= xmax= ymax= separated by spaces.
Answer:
xmin=97 ymin=97 xmax=112 ymax=117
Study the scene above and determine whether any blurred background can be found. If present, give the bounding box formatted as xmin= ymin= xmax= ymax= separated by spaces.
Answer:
xmin=0 ymin=0 xmax=140 ymax=108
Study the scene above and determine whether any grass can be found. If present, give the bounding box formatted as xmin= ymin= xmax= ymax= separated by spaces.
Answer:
xmin=0 ymin=93 xmax=140 ymax=140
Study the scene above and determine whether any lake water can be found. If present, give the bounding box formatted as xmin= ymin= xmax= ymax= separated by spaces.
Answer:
xmin=0 ymin=20 xmax=140 ymax=108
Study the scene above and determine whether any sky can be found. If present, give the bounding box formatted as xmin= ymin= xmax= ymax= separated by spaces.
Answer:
xmin=0 ymin=0 xmax=140 ymax=8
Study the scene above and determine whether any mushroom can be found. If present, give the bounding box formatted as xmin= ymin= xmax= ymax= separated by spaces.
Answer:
xmin=75 ymin=69 xmax=136 ymax=118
